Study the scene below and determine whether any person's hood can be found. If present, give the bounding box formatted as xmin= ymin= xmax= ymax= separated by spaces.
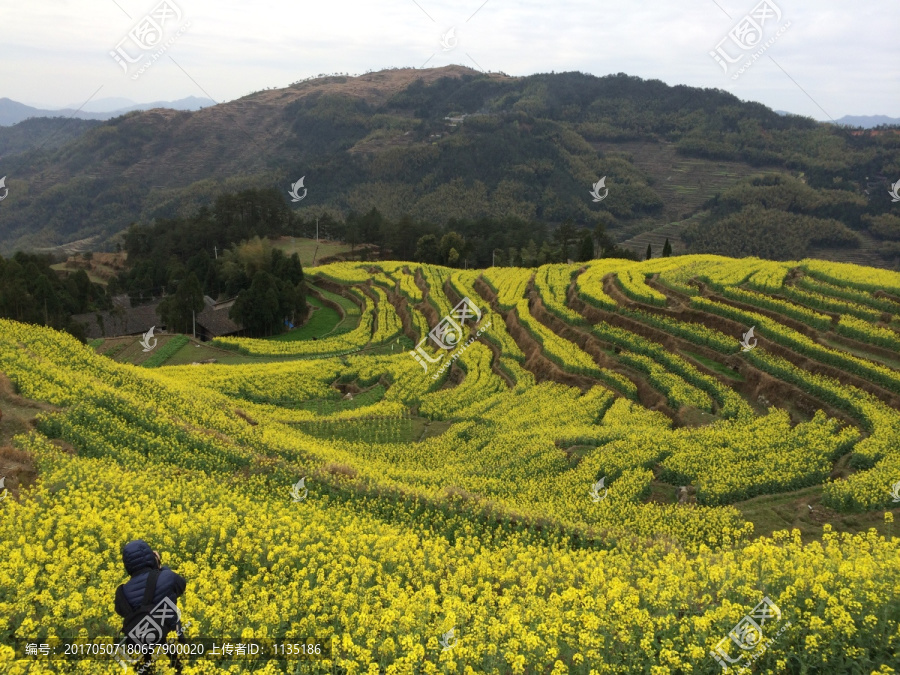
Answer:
xmin=122 ymin=539 xmax=157 ymax=576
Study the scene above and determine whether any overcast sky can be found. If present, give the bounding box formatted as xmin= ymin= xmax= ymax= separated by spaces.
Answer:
xmin=2 ymin=0 xmax=898 ymax=120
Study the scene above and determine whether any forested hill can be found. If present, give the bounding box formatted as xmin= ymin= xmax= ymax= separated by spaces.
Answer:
xmin=0 ymin=65 xmax=898 ymax=264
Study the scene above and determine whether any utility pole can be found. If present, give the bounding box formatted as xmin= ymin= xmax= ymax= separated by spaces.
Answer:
xmin=192 ymin=309 xmax=196 ymax=339
xmin=316 ymin=218 xmax=319 ymax=243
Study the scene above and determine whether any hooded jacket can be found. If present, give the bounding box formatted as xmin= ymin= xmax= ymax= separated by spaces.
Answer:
xmin=114 ymin=540 xmax=186 ymax=633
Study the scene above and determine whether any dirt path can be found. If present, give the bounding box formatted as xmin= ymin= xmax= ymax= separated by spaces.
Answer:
xmin=0 ymin=373 xmax=68 ymax=500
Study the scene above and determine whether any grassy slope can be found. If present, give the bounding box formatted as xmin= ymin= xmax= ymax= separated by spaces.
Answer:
xmin=269 ymin=296 xmax=342 ymax=341
xmin=270 ymin=237 xmax=356 ymax=268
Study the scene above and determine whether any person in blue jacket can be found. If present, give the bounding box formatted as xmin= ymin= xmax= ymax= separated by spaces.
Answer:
xmin=114 ymin=540 xmax=186 ymax=673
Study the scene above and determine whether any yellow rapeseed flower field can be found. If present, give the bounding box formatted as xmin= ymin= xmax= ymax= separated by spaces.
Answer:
xmin=1 ymin=254 xmax=899 ymax=673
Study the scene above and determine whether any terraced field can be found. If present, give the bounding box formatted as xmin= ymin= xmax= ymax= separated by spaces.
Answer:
xmin=590 ymin=141 xmax=776 ymax=222
xmin=617 ymin=214 xmax=702 ymax=260
xmin=1 ymin=255 xmax=899 ymax=673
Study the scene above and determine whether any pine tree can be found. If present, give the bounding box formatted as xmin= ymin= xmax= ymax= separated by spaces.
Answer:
xmin=158 ymin=272 xmax=204 ymax=334
xmin=662 ymin=238 xmax=672 ymax=257
xmin=578 ymin=232 xmax=595 ymax=261
xmin=414 ymin=235 xmax=440 ymax=264
xmin=538 ymin=241 xmax=555 ymax=266
xmin=646 ymin=244 xmax=652 ymax=260
xmin=521 ymin=240 xmax=539 ymax=267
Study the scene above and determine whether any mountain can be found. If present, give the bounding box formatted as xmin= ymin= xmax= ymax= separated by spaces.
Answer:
xmin=776 ymin=110 xmax=900 ymax=129
xmin=0 ymin=96 xmax=215 ymax=126
xmin=0 ymin=66 xmax=897 ymax=267
xmin=62 ymin=97 xmax=142 ymax=113
xmin=90 ymin=95 xmax=214 ymax=116
xmin=834 ymin=115 xmax=900 ymax=129
xmin=0 ymin=117 xmax=103 ymax=158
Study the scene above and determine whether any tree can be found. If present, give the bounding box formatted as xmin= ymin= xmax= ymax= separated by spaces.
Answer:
xmin=230 ymin=271 xmax=281 ymax=337
xmin=863 ymin=213 xmax=900 ymax=241
xmin=593 ymin=214 xmax=616 ymax=255
xmin=344 ymin=211 xmax=362 ymax=252
xmin=213 ymin=188 xmax=292 ymax=242
xmin=554 ymin=220 xmax=578 ymax=262
xmin=439 ymin=231 xmax=466 ymax=266
xmin=157 ymin=272 xmax=204 ymax=334
xmin=601 ymin=246 xmax=640 ymax=261
xmin=278 ymin=279 xmax=307 ymax=326
xmin=69 ymin=270 xmax=93 ymax=314
xmin=538 ymin=241 xmax=555 ymax=266
xmin=578 ymin=232 xmax=595 ymax=262
xmin=414 ymin=234 xmax=441 ymax=264
xmin=186 ymin=250 xmax=212 ymax=285
xmin=520 ymin=240 xmax=539 ymax=268
xmin=33 ymin=275 xmax=58 ymax=325
xmin=646 ymin=244 xmax=652 ymax=260
xmin=662 ymin=238 xmax=673 ymax=257
xmin=359 ymin=208 xmax=385 ymax=248
xmin=273 ymin=250 xmax=304 ymax=285
xmin=387 ymin=215 xmax=431 ymax=261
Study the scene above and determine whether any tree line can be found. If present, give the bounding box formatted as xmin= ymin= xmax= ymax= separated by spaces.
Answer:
xmin=118 ymin=189 xmax=306 ymax=338
xmin=0 ymin=252 xmax=110 ymax=342
xmin=0 ymin=184 xmax=667 ymax=341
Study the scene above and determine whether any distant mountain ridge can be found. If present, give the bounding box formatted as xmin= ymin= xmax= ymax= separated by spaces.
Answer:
xmin=834 ymin=115 xmax=900 ymax=128
xmin=0 ymin=66 xmax=897 ymax=269
xmin=775 ymin=110 xmax=900 ymax=128
xmin=0 ymin=96 xmax=215 ymax=126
